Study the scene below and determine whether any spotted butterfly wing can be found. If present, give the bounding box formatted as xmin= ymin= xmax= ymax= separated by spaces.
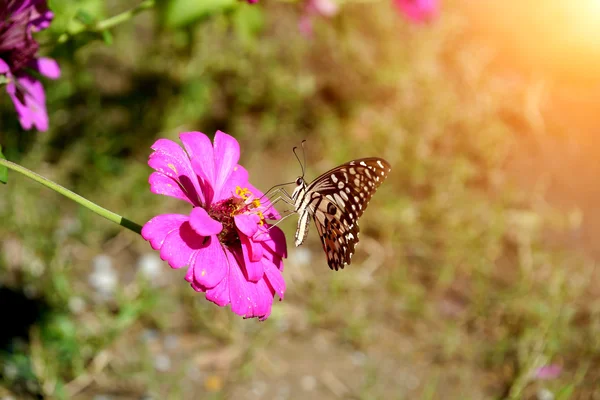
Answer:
xmin=291 ymin=158 xmax=391 ymax=270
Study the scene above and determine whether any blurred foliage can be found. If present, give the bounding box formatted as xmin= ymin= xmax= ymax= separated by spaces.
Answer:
xmin=0 ymin=0 xmax=599 ymax=399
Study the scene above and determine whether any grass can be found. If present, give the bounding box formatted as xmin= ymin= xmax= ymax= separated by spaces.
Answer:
xmin=1 ymin=1 xmax=599 ymax=399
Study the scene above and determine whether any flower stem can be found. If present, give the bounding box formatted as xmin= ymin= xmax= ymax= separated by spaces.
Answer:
xmin=57 ymin=0 xmax=156 ymax=44
xmin=0 ymin=158 xmax=142 ymax=235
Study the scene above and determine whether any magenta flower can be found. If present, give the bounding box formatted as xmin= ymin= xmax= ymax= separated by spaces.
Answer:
xmin=393 ymin=0 xmax=438 ymax=23
xmin=142 ymin=131 xmax=287 ymax=320
xmin=298 ymin=0 xmax=339 ymax=37
xmin=0 ymin=0 xmax=60 ymax=131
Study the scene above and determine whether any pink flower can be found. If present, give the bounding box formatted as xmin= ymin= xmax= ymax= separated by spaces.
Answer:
xmin=534 ymin=364 xmax=562 ymax=380
xmin=0 ymin=0 xmax=60 ymax=131
xmin=1 ymin=57 xmax=60 ymax=131
xmin=299 ymin=0 xmax=339 ymax=37
xmin=393 ymin=0 xmax=438 ymax=23
xmin=141 ymin=131 xmax=287 ymax=320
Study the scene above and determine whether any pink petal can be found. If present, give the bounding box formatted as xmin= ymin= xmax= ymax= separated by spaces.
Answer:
xmin=239 ymin=234 xmax=264 ymax=282
xmin=0 ymin=59 xmax=9 ymax=74
xmin=205 ymin=249 xmax=236 ymax=307
xmin=254 ymin=278 xmax=273 ymax=320
xmin=141 ymin=213 xmax=189 ymax=250
xmin=394 ymin=0 xmax=438 ymax=23
xmin=180 ymin=131 xmax=216 ymax=188
xmin=191 ymin=236 xmax=228 ymax=289
xmin=31 ymin=57 xmax=61 ymax=79
xmin=159 ymin=221 xmax=205 ymax=269
xmin=257 ymin=225 xmax=287 ymax=258
xmin=189 ymin=207 xmax=223 ymax=236
xmin=216 ymin=164 xmax=250 ymax=202
xmin=314 ymin=0 xmax=338 ymax=16
xmin=234 ymin=213 xmax=260 ymax=237
xmin=212 ymin=131 xmax=240 ymax=200
xmin=149 ymin=172 xmax=194 ymax=205
xmin=535 ymin=365 xmax=562 ymax=380
xmin=9 ymin=74 xmax=48 ymax=131
xmin=148 ymin=139 xmax=204 ymax=206
xmin=228 ymin=255 xmax=271 ymax=319
xmin=264 ymin=261 xmax=286 ymax=300
xmin=298 ymin=15 xmax=313 ymax=37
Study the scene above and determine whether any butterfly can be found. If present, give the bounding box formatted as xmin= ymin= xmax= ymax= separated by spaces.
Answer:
xmin=290 ymin=158 xmax=391 ymax=270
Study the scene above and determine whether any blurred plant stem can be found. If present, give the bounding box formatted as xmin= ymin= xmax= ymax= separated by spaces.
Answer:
xmin=0 ymin=158 xmax=143 ymax=234
xmin=56 ymin=0 xmax=156 ymax=44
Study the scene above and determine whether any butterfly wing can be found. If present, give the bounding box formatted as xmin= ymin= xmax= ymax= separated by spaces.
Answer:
xmin=298 ymin=157 xmax=391 ymax=270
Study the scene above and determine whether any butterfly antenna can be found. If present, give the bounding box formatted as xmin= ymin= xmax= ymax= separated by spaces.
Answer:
xmin=293 ymin=143 xmax=305 ymax=178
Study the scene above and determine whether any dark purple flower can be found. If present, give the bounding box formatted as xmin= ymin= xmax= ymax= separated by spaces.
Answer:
xmin=0 ymin=0 xmax=59 ymax=131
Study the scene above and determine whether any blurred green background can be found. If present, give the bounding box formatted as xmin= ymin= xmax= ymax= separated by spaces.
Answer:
xmin=1 ymin=0 xmax=600 ymax=399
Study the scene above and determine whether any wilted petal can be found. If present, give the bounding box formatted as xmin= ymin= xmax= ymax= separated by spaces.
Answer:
xmin=159 ymin=221 xmax=205 ymax=269
xmin=189 ymin=207 xmax=223 ymax=236
xmin=212 ymin=130 xmax=240 ymax=200
xmin=149 ymin=139 xmax=203 ymax=205
xmin=191 ymin=236 xmax=227 ymax=288
xmin=142 ymin=213 xmax=189 ymax=250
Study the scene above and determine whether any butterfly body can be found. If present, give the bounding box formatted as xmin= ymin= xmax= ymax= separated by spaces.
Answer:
xmin=291 ymin=157 xmax=391 ymax=270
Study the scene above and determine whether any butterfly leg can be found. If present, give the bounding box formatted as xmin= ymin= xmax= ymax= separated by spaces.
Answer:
xmin=254 ymin=209 xmax=298 ymax=241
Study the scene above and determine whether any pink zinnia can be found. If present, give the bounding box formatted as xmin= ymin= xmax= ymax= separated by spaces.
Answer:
xmin=393 ymin=0 xmax=438 ymax=23
xmin=142 ymin=131 xmax=287 ymax=320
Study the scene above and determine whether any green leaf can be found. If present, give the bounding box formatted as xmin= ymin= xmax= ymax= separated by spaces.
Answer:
xmin=0 ymin=146 xmax=7 ymax=184
xmin=160 ymin=0 xmax=237 ymax=29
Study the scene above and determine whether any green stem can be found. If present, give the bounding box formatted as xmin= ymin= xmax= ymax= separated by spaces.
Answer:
xmin=57 ymin=0 xmax=156 ymax=44
xmin=0 ymin=158 xmax=143 ymax=235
